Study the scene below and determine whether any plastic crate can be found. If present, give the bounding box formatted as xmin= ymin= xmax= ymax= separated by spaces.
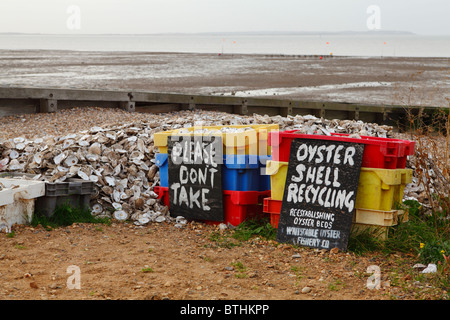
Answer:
xmin=156 ymin=153 xmax=271 ymax=192
xmin=155 ymin=153 xmax=169 ymax=187
xmin=269 ymin=131 xmax=415 ymax=169
xmin=154 ymin=124 xmax=279 ymax=155
xmin=263 ymin=197 xmax=282 ymax=228
xmin=154 ymin=186 xmax=170 ymax=207
xmin=223 ymin=155 xmax=271 ymax=191
xmin=153 ymin=129 xmax=177 ymax=154
xmin=265 ymin=160 xmax=288 ymax=201
xmin=221 ymin=190 xmax=270 ymax=226
xmin=356 ymin=168 xmax=413 ymax=211
xmin=258 ymin=155 xmax=271 ymax=192
xmin=350 ymin=213 xmax=407 ymax=241
xmin=35 ymin=178 xmax=95 ymax=217
xmin=335 ymin=134 xmax=415 ymax=169
xmin=353 ymin=208 xmax=406 ymax=227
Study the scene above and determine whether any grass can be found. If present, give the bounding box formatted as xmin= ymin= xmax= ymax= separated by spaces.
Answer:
xmin=31 ymin=203 xmax=111 ymax=229
xmin=347 ymin=228 xmax=384 ymax=255
xmin=328 ymin=278 xmax=345 ymax=291
xmin=347 ymin=192 xmax=448 ymax=261
xmin=231 ymin=261 xmax=248 ymax=278
xmin=6 ymin=231 xmax=15 ymax=238
xmin=346 ymin=199 xmax=450 ymax=293
xmin=291 ymin=266 xmax=303 ymax=286
xmin=209 ymin=230 xmax=241 ymax=249
xmin=141 ymin=267 xmax=154 ymax=273
xmin=232 ymin=218 xmax=277 ymax=242
xmin=207 ymin=218 xmax=276 ymax=249
xmin=385 ymin=200 xmax=449 ymax=264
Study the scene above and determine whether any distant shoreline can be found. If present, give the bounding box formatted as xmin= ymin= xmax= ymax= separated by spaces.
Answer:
xmin=0 ymin=48 xmax=447 ymax=60
xmin=0 ymin=30 xmax=421 ymax=36
xmin=1 ymin=33 xmax=448 ymax=58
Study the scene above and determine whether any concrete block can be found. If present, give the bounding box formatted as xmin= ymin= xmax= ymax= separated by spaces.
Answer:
xmin=0 ymin=178 xmax=46 ymax=232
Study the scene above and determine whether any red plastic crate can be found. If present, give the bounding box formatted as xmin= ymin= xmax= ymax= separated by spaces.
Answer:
xmin=154 ymin=186 xmax=270 ymax=226
xmin=154 ymin=186 xmax=169 ymax=207
xmin=222 ymin=190 xmax=270 ymax=226
xmin=269 ymin=131 xmax=415 ymax=169
xmin=263 ymin=197 xmax=282 ymax=228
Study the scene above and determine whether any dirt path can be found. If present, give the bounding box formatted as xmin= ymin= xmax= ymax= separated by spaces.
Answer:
xmin=0 ymin=220 xmax=445 ymax=302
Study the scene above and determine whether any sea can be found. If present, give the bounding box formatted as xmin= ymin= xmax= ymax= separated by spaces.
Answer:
xmin=0 ymin=33 xmax=449 ymax=57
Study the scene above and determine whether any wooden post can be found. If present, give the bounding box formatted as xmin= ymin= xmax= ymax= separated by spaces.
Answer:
xmin=280 ymin=103 xmax=293 ymax=117
xmin=119 ymin=101 xmax=136 ymax=112
xmin=375 ymin=107 xmax=389 ymax=124
xmin=189 ymin=97 xmax=196 ymax=110
xmin=39 ymin=99 xmax=57 ymax=113
xmin=320 ymin=105 xmax=326 ymax=118
xmin=234 ymin=99 xmax=248 ymax=115
xmin=349 ymin=107 xmax=360 ymax=121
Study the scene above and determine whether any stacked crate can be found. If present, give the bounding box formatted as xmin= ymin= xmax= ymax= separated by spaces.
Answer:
xmin=153 ymin=124 xmax=278 ymax=226
xmin=263 ymin=130 xmax=415 ymax=240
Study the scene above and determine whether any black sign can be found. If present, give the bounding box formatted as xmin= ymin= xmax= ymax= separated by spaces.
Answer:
xmin=276 ymin=138 xmax=364 ymax=251
xmin=167 ymin=134 xmax=224 ymax=222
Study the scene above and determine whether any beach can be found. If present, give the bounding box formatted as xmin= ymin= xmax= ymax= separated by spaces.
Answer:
xmin=0 ymin=49 xmax=448 ymax=108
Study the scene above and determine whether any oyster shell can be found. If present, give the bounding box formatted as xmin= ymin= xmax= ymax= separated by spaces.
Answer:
xmin=64 ymin=155 xmax=79 ymax=167
xmin=113 ymin=210 xmax=128 ymax=221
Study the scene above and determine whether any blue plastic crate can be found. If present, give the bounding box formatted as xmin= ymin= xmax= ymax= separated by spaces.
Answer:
xmin=222 ymin=155 xmax=271 ymax=191
xmin=156 ymin=153 xmax=271 ymax=191
xmin=155 ymin=153 xmax=169 ymax=187
xmin=259 ymin=155 xmax=271 ymax=191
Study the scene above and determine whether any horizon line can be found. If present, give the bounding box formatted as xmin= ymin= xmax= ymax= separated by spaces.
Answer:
xmin=0 ymin=30 xmax=427 ymax=36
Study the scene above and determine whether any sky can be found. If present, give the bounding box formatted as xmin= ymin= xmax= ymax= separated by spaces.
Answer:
xmin=0 ymin=0 xmax=448 ymax=35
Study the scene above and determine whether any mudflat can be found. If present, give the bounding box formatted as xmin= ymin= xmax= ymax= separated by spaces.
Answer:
xmin=0 ymin=50 xmax=448 ymax=107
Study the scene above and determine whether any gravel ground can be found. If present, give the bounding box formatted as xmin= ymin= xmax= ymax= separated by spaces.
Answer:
xmin=0 ymin=107 xmax=164 ymax=140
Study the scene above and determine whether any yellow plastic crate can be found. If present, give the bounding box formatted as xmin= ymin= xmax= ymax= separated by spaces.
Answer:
xmin=353 ymin=208 xmax=405 ymax=227
xmin=356 ymin=168 xmax=413 ymax=211
xmin=153 ymin=129 xmax=177 ymax=154
xmin=351 ymin=209 xmax=408 ymax=241
xmin=265 ymin=160 xmax=289 ymax=201
xmin=154 ymin=124 xmax=279 ymax=155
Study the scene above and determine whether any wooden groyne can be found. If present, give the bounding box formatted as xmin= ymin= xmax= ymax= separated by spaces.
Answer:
xmin=0 ymin=86 xmax=441 ymax=127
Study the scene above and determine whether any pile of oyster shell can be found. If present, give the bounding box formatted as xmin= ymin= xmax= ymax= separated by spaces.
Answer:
xmin=0 ymin=110 xmax=395 ymax=227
